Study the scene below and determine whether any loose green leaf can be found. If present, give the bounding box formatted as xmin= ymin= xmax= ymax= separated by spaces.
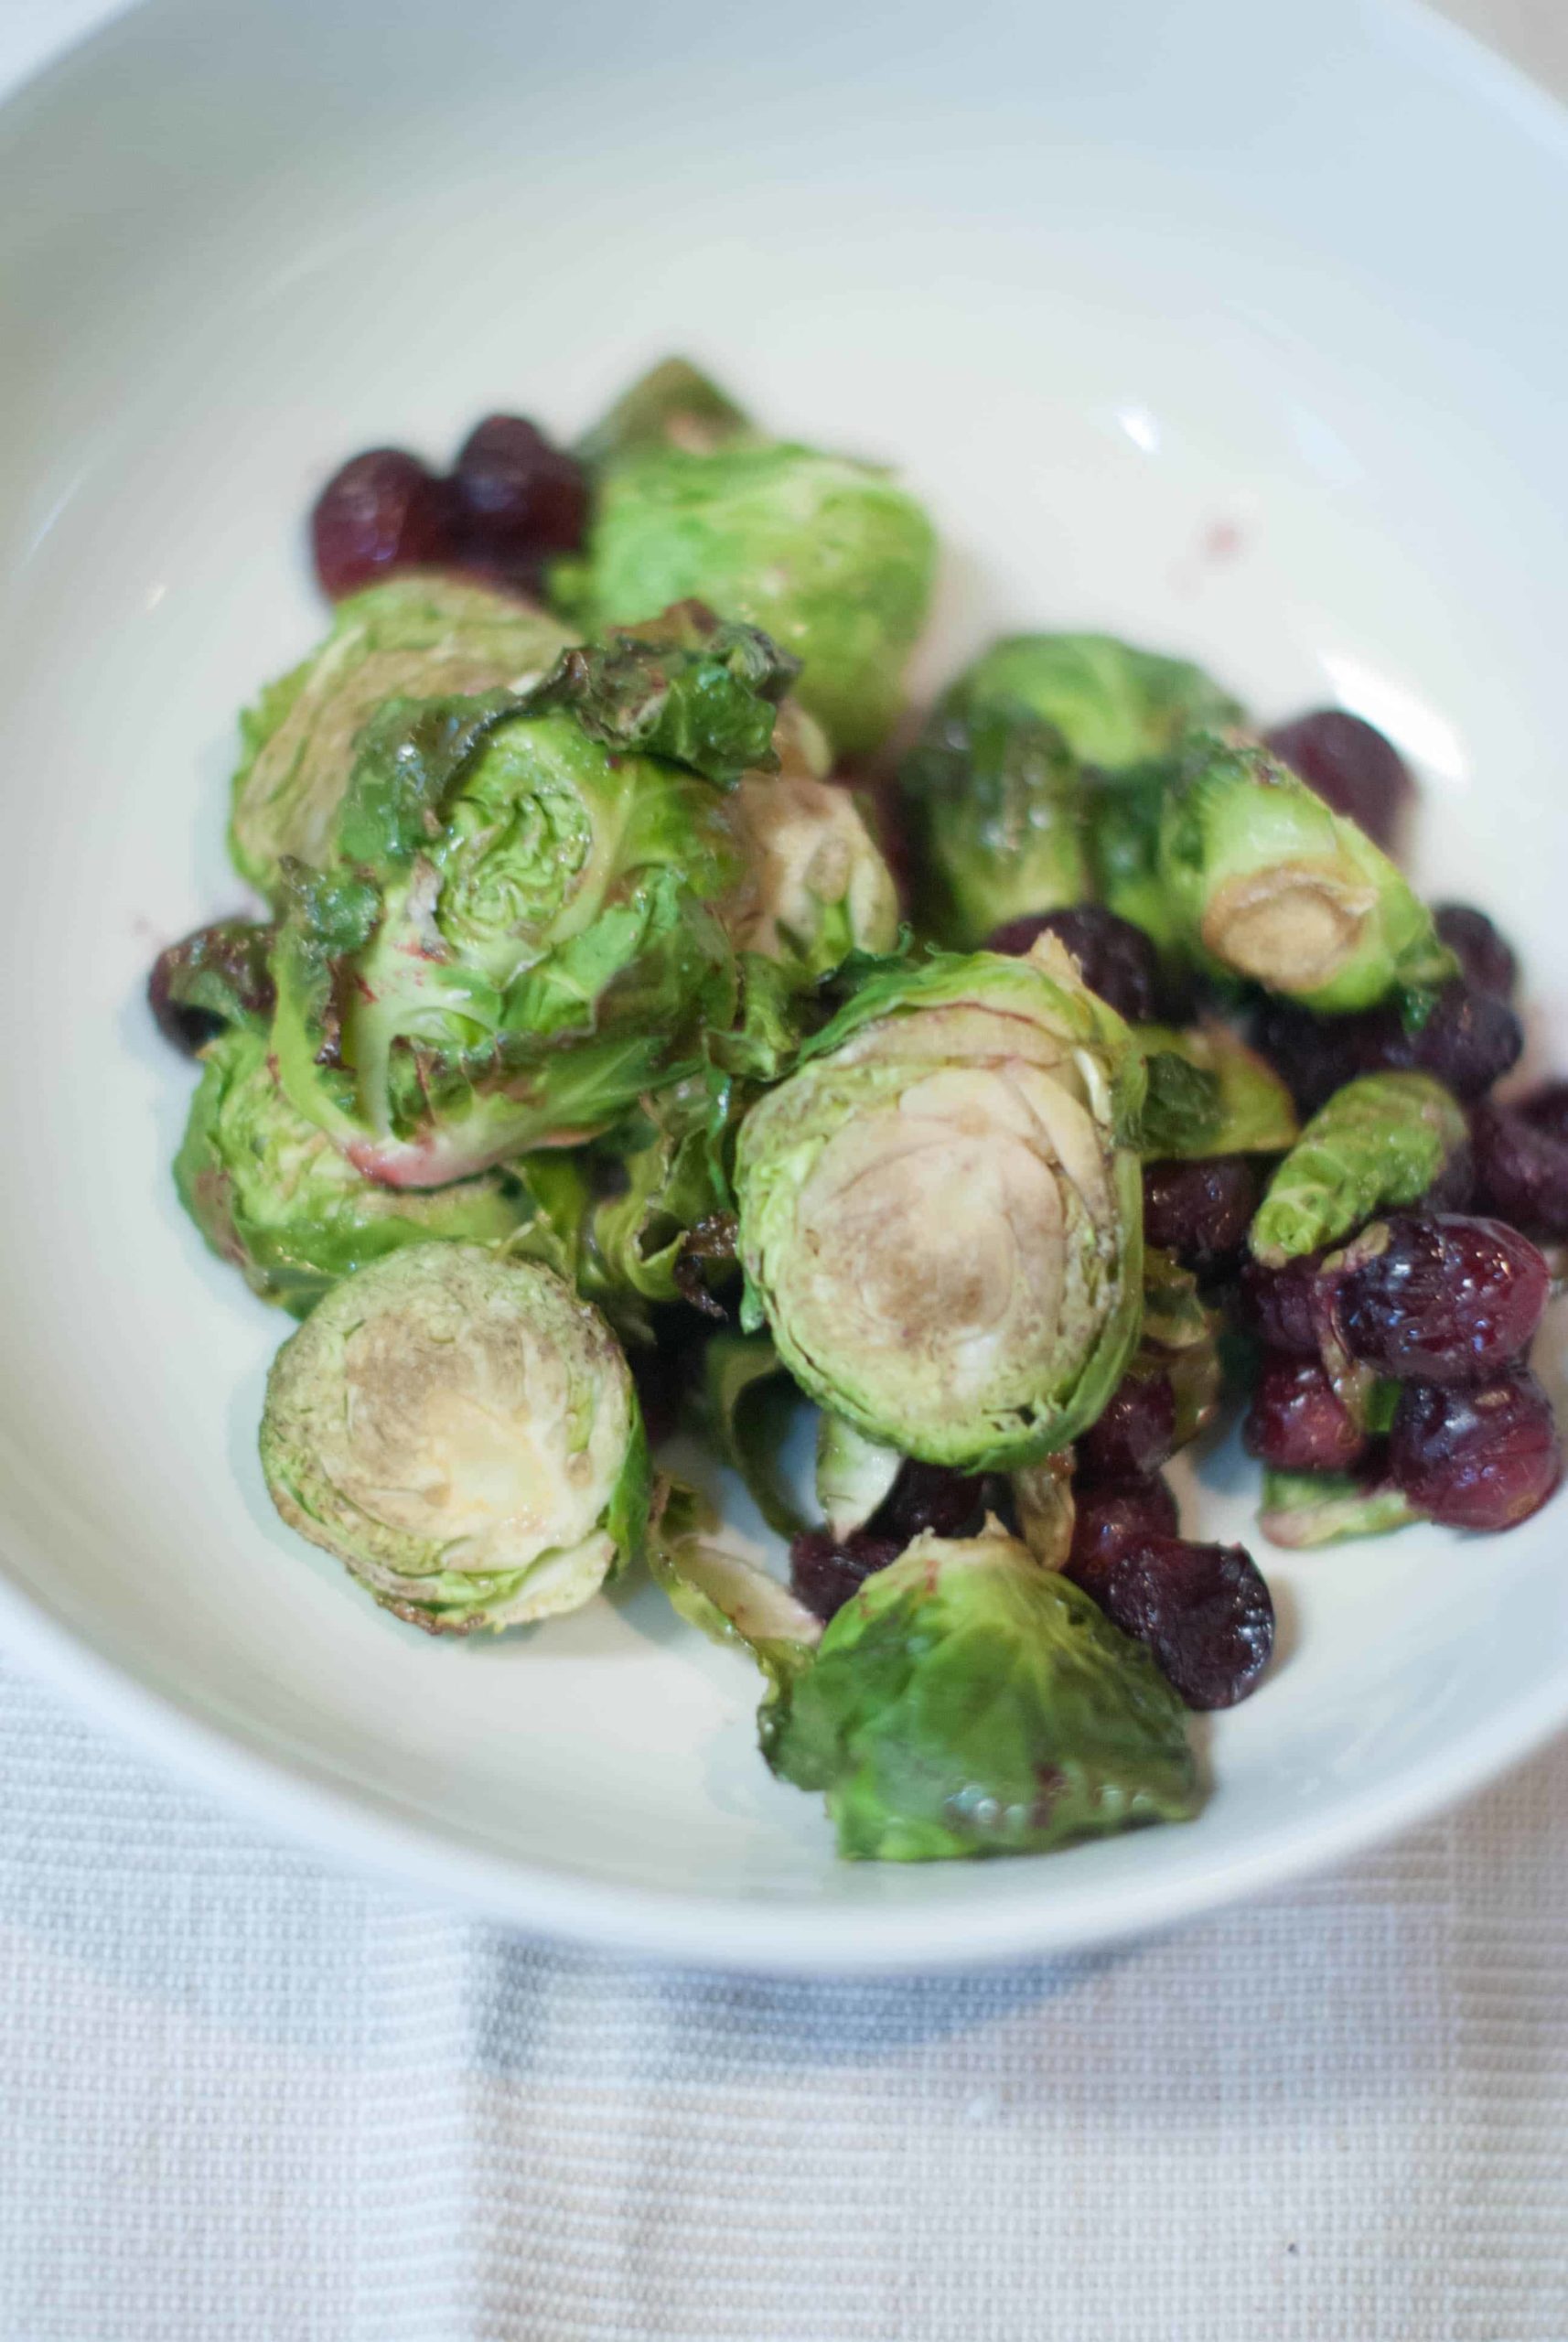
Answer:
xmin=1251 ymin=1072 xmax=1468 ymax=1264
xmin=1259 ymin=1468 xmax=1423 ymax=1549
xmin=576 ymin=357 xmax=755 ymax=469
xmin=1137 ymin=1021 xmax=1299 ymax=1158
xmin=1136 ymin=1247 xmax=1222 ymax=1448
xmin=702 ymin=1330 xmax=811 ymax=1539
xmin=816 ymin=1413 xmax=903 ymax=1539
xmin=531 ymin=603 xmax=800 ymax=785
xmin=645 ymin=1478 xmax=820 ymax=1692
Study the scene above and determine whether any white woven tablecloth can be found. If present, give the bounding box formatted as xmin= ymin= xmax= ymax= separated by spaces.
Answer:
xmin=5 ymin=3 xmax=1568 ymax=2336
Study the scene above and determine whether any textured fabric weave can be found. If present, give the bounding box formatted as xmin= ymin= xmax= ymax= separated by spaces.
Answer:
xmin=2 ymin=1654 xmax=1566 ymax=2341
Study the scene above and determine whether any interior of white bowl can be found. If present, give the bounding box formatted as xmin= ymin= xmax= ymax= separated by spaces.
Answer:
xmin=1 ymin=0 xmax=1567 ymax=1969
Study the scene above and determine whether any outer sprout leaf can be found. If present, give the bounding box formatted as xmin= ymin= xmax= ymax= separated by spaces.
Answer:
xmin=945 ymin=633 xmax=1244 ymax=773
xmin=575 ymin=358 xmax=755 ymax=468
xmin=816 ymin=1413 xmax=904 ymax=1539
xmin=898 ymin=701 xmax=1090 ymax=949
xmin=1137 ymin=1022 xmax=1299 ymax=1158
xmin=646 ymin=1480 xmax=821 ymax=1693
xmin=1251 ymin=1072 xmax=1468 ymax=1264
xmin=702 ymin=1330 xmax=811 ymax=1539
xmin=1259 ymin=1467 xmax=1423 ymax=1548
xmin=531 ymin=603 xmax=800 ymax=785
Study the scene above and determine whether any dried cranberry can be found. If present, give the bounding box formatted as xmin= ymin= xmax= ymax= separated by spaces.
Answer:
xmin=1237 ymin=1253 xmax=1329 ymax=1357
xmin=1338 ymin=1214 xmax=1549 ymax=1385
xmin=1520 ymin=1082 xmax=1568 ymax=1146
xmin=1472 ymin=1101 xmax=1568 ymax=1241
xmin=1372 ymin=980 xmax=1523 ymax=1101
xmin=1064 ymin=1477 xmax=1179 ymax=1603
xmin=1076 ymin=1374 xmax=1176 ymax=1484
xmin=1389 ymin=1370 xmax=1562 ymax=1531
xmin=1419 ymin=1134 xmax=1476 ymax=1214
xmin=1099 ymin=1536 xmax=1275 ymax=1709
xmin=874 ymin=1460 xmax=989 ymax=1543
xmin=789 ymin=1529 xmax=902 ymax=1622
xmin=310 ymin=447 xmax=455 ymax=599
xmin=1264 ymin=709 xmax=1414 ymax=851
xmin=987 ymin=904 xmax=1165 ymax=1023
xmin=1432 ymin=904 xmax=1518 ymax=1000
xmin=1243 ymin=1352 xmax=1369 ymax=1471
xmin=1251 ymin=998 xmax=1361 ymax=1115
xmin=450 ymin=414 xmax=589 ymax=580
xmin=1142 ymin=1156 xmax=1261 ymax=1272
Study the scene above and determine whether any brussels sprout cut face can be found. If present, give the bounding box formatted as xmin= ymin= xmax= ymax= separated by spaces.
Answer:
xmin=259 ymin=1245 xmax=649 ymax=1633
xmin=230 ymin=573 xmax=574 ymax=900
xmin=735 ymin=943 xmax=1145 ymax=1468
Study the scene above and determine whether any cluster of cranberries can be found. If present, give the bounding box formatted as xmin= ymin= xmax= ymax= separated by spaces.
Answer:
xmin=309 ymin=415 xmax=589 ymax=602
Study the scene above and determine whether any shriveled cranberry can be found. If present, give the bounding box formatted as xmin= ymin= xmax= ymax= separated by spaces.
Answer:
xmin=1065 ymin=1477 xmax=1179 ymax=1603
xmin=1472 ymin=1101 xmax=1568 ymax=1241
xmin=1370 ymin=980 xmax=1523 ymax=1101
xmin=1419 ymin=1134 xmax=1476 ymax=1214
xmin=1265 ymin=709 xmax=1414 ymax=851
xmin=310 ymin=447 xmax=455 ymax=599
xmin=987 ymin=904 xmax=1165 ymax=1023
xmin=1520 ymin=1082 xmax=1568 ymax=1145
xmin=1389 ymin=1370 xmax=1562 ymax=1531
xmin=1099 ymin=1536 xmax=1275 ymax=1710
xmin=1142 ymin=1156 xmax=1261 ymax=1271
xmin=789 ymin=1528 xmax=902 ymax=1621
xmin=1433 ymin=903 xmax=1518 ymax=1000
xmin=1237 ymin=1253 xmax=1328 ymax=1357
xmin=874 ymin=1460 xmax=989 ymax=1543
xmin=1338 ymin=1214 xmax=1549 ymax=1385
xmin=1077 ymin=1374 xmax=1176 ymax=1484
xmin=1243 ymin=1352 xmax=1369 ymax=1472
xmin=450 ymin=414 xmax=588 ymax=579
xmin=1251 ymin=998 xmax=1360 ymax=1115
xmin=147 ymin=917 xmax=276 ymax=1056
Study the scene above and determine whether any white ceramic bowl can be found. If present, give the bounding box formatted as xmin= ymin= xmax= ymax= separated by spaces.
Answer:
xmin=2 ymin=0 xmax=1567 ymax=1972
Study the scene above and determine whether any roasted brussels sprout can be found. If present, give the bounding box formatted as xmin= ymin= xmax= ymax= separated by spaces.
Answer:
xmin=577 ymin=434 xmax=936 ymax=756
xmin=726 ymin=768 xmax=899 ymax=980
xmin=646 ymin=1478 xmax=821 ymax=1693
xmin=762 ymin=1525 xmax=1201 ymax=1861
xmin=259 ymin=1245 xmax=649 ymax=1632
xmin=1251 ymin=1071 xmax=1468 ymax=1265
xmin=174 ymin=1026 xmax=544 ymax=1314
xmin=815 ymin=1413 xmax=903 ymax=1541
xmin=269 ymin=617 xmax=796 ymax=1187
xmin=230 ymin=573 xmax=574 ymax=899
xmin=575 ymin=357 xmax=755 ymax=468
xmin=1137 ymin=1021 xmax=1299 ymax=1159
xmin=898 ymin=699 xmax=1090 ymax=949
xmin=1158 ymin=737 xmax=1455 ymax=1010
xmin=948 ymin=632 xmax=1244 ymax=773
xmin=1258 ymin=1466 xmax=1423 ymax=1549
xmin=735 ymin=939 xmax=1146 ymax=1468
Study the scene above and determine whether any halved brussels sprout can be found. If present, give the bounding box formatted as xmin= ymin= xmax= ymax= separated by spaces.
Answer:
xmin=259 ymin=1244 xmax=649 ymax=1633
xmin=1158 ymin=737 xmax=1455 ymax=1010
xmin=762 ymin=1524 xmax=1201 ymax=1861
xmin=725 ymin=769 xmax=899 ymax=981
xmin=735 ymin=939 xmax=1146 ymax=1468
xmin=174 ymin=1026 xmax=543 ymax=1315
xmin=578 ymin=439 xmax=937 ymax=756
xmin=230 ymin=573 xmax=574 ymax=900
xmin=898 ymin=699 xmax=1090 ymax=948
xmin=948 ymin=632 xmax=1244 ymax=774
xmin=1250 ymin=1071 xmax=1467 ymax=1264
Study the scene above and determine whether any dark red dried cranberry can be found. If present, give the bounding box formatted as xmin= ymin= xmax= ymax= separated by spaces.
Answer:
xmin=1389 ymin=1370 xmax=1562 ymax=1531
xmin=1142 ymin=1156 xmax=1261 ymax=1272
xmin=1237 ymin=1253 xmax=1329 ymax=1357
xmin=1519 ymin=1082 xmax=1568 ymax=1146
xmin=146 ymin=918 xmax=276 ymax=1055
xmin=1264 ymin=709 xmax=1414 ymax=851
xmin=451 ymin=414 xmax=588 ymax=580
xmin=1338 ymin=1214 xmax=1549 ymax=1385
xmin=310 ymin=447 xmax=455 ymax=599
xmin=1076 ymin=1374 xmax=1176 ymax=1484
xmin=1419 ymin=1134 xmax=1476 ymax=1214
xmin=1243 ymin=1352 xmax=1369 ymax=1472
xmin=986 ymin=904 xmax=1165 ymax=1023
xmin=1099 ymin=1536 xmax=1275 ymax=1709
xmin=1471 ymin=1101 xmax=1568 ymax=1241
xmin=789 ymin=1529 xmax=902 ymax=1622
xmin=874 ymin=1460 xmax=989 ymax=1543
xmin=1374 ymin=980 xmax=1523 ymax=1101
xmin=1065 ymin=1477 xmax=1179 ymax=1603
xmin=1251 ymin=998 xmax=1361 ymax=1115
xmin=1433 ymin=903 xmax=1518 ymax=1000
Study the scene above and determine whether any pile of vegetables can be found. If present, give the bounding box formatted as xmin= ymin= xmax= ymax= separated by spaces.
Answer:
xmin=147 ymin=358 xmax=1563 ymax=1866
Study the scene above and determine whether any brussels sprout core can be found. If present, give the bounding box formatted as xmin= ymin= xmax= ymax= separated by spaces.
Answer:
xmin=1200 ymin=864 xmax=1378 ymax=993
xmin=736 ymin=942 xmax=1144 ymax=1468
xmin=260 ymin=1245 xmax=649 ymax=1632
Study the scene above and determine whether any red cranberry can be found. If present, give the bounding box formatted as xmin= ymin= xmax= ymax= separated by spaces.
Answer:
xmin=1338 ymin=1215 xmax=1549 ymax=1385
xmin=1519 ymin=1082 xmax=1568 ymax=1147
xmin=1373 ymin=980 xmax=1523 ymax=1101
xmin=987 ymin=904 xmax=1165 ymax=1024
xmin=1264 ymin=709 xmax=1414 ymax=851
xmin=1099 ymin=1536 xmax=1275 ymax=1710
xmin=873 ymin=1460 xmax=990 ymax=1543
xmin=310 ymin=447 xmax=455 ymax=599
xmin=1419 ymin=1134 xmax=1476 ymax=1214
xmin=1243 ymin=1353 xmax=1369 ymax=1472
xmin=1237 ymin=1253 xmax=1329 ymax=1357
xmin=1472 ymin=1101 xmax=1568 ymax=1241
xmin=1142 ymin=1156 xmax=1261 ymax=1272
xmin=1433 ymin=904 xmax=1518 ymax=1000
xmin=1389 ymin=1370 xmax=1562 ymax=1531
xmin=1064 ymin=1477 xmax=1179 ymax=1603
xmin=1251 ymin=998 xmax=1361 ymax=1115
xmin=1077 ymin=1374 xmax=1176 ymax=1484
xmin=451 ymin=414 xmax=588 ymax=580
xmin=789 ymin=1529 xmax=902 ymax=1622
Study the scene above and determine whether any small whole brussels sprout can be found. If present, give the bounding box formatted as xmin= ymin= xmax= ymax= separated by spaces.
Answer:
xmin=725 ymin=768 xmax=900 ymax=981
xmin=579 ymin=439 xmax=937 ymax=757
xmin=734 ymin=939 xmax=1146 ymax=1469
xmin=259 ymin=1244 xmax=649 ymax=1632
xmin=1158 ymin=737 xmax=1455 ymax=1010
xmin=898 ymin=699 xmax=1090 ymax=949
xmin=269 ymin=615 xmax=793 ymax=1187
xmin=230 ymin=572 xmax=575 ymax=900
xmin=762 ymin=1524 xmax=1201 ymax=1861
xmin=174 ymin=1026 xmax=544 ymax=1315
xmin=948 ymin=632 xmax=1245 ymax=774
